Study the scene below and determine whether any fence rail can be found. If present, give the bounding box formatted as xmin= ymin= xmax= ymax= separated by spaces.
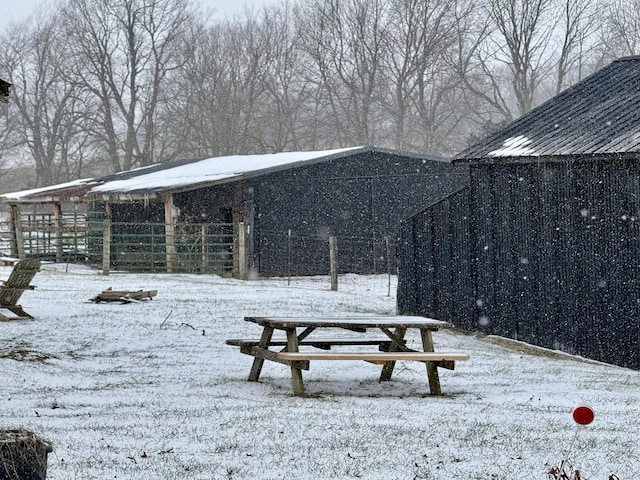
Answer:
xmin=0 ymin=214 xmax=238 ymax=275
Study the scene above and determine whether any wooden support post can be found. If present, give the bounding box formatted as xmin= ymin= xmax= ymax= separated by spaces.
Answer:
xmin=236 ymin=222 xmax=247 ymax=279
xmin=54 ymin=203 xmax=63 ymax=263
xmin=201 ymin=224 xmax=207 ymax=273
xmin=11 ymin=205 xmax=25 ymax=260
xmin=102 ymin=214 xmax=111 ymax=276
xmin=329 ymin=236 xmax=338 ymax=291
xmin=164 ymin=195 xmax=176 ymax=273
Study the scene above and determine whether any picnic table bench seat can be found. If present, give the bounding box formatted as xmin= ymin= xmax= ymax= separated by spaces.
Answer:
xmin=277 ymin=351 xmax=469 ymax=369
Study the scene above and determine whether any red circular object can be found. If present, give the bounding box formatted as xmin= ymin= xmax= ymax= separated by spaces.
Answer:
xmin=573 ymin=406 xmax=595 ymax=425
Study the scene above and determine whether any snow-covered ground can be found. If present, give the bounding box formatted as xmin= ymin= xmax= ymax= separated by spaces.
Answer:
xmin=1 ymin=263 xmax=638 ymax=479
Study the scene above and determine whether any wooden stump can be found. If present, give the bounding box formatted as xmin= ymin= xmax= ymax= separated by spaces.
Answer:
xmin=0 ymin=429 xmax=52 ymax=480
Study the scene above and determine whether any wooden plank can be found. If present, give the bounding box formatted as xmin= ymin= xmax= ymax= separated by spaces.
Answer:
xmin=244 ymin=316 xmax=451 ymax=330
xmin=225 ymin=338 xmax=400 ymax=347
xmin=276 ymin=352 xmax=469 ymax=361
xmin=240 ymin=346 xmax=310 ymax=370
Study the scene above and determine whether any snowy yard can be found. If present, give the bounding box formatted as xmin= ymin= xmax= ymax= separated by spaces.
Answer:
xmin=1 ymin=264 xmax=638 ymax=479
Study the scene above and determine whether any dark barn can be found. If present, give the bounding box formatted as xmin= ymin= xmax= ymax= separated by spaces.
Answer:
xmin=250 ymin=148 xmax=468 ymax=276
xmin=1 ymin=147 xmax=468 ymax=278
xmin=398 ymin=57 xmax=640 ymax=369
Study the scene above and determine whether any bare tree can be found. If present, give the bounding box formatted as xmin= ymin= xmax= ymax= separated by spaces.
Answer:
xmin=171 ymin=13 xmax=269 ymax=158
xmin=295 ymin=0 xmax=389 ymax=146
xmin=598 ymin=0 xmax=640 ymax=62
xmin=0 ymin=15 xmax=91 ymax=186
xmin=62 ymin=0 xmax=198 ymax=173
xmin=553 ymin=0 xmax=599 ymax=95
xmin=254 ymin=2 xmax=312 ymax=152
xmin=383 ymin=0 xmax=464 ymax=153
xmin=486 ymin=0 xmax=557 ymax=116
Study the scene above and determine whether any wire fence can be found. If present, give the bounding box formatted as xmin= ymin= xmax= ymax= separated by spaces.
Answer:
xmin=0 ymin=213 xmax=237 ymax=274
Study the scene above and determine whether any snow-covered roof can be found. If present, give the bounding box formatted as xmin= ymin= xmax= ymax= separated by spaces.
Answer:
xmin=1 ymin=146 xmax=373 ymax=202
xmin=454 ymin=57 xmax=640 ymax=164
xmin=90 ymin=147 xmax=362 ymax=196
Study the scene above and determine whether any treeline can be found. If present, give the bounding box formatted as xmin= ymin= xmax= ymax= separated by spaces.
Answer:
xmin=0 ymin=0 xmax=637 ymax=188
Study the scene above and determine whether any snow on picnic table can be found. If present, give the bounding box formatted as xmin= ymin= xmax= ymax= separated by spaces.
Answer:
xmin=0 ymin=264 xmax=638 ymax=479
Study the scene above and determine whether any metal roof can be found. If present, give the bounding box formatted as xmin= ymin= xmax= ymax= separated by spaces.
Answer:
xmin=1 ymin=146 xmax=447 ymax=204
xmin=453 ymin=57 xmax=640 ymax=165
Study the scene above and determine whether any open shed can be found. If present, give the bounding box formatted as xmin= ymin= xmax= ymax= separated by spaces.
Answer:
xmin=398 ymin=57 xmax=640 ymax=369
xmin=1 ymin=146 xmax=468 ymax=277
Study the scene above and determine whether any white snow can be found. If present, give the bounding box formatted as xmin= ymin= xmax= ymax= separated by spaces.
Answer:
xmin=0 ymin=147 xmax=363 ymax=200
xmin=488 ymin=135 xmax=536 ymax=157
xmin=0 ymin=178 xmax=96 ymax=200
xmin=89 ymin=147 xmax=362 ymax=194
xmin=1 ymin=264 xmax=638 ymax=479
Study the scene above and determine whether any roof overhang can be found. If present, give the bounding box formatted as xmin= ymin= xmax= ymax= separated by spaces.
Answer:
xmin=452 ymin=152 xmax=640 ymax=166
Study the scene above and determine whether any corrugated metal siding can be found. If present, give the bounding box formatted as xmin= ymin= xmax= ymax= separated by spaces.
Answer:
xmin=471 ymin=161 xmax=640 ymax=369
xmin=397 ymin=187 xmax=475 ymax=328
xmin=253 ymin=151 xmax=469 ymax=277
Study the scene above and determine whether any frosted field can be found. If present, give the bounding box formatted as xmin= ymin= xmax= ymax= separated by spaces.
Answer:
xmin=1 ymin=263 xmax=638 ymax=479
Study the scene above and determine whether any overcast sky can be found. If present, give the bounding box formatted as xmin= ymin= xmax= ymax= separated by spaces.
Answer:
xmin=0 ymin=0 xmax=279 ymax=29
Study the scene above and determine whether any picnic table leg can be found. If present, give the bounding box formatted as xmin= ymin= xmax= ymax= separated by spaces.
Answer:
xmin=248 ymin=325 xmax=274 ymax=382
xmin=380 ymin=327 xmax=407 ymax=381
xmin=286 ymin=328 xmax=305 ymax=396
xmin=421 ymin=329 xmax=442 ymax=395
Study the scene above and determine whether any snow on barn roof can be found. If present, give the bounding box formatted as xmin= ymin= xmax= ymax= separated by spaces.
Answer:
xmin=1 ymin=147 xmax=368 ymax=203
xmin=454 ymin=56 xmax=640 ymax=164
xmin=90 ymin=146 xmax=362 ymax=196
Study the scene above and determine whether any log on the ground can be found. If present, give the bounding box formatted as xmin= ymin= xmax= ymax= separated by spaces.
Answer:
xmin=89 ymin=288 xmax=158 ymax=303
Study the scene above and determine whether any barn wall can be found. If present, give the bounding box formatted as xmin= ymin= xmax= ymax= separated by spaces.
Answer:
xmin=472 ymin=160 xmax=640 ymax=369
xmin=251 ymin=151 xmax=469 ymax=277
xmin=396 ymin=187 xmax=475 ymax=328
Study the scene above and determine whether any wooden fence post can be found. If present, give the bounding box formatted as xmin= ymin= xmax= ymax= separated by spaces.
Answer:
xmin=164 ymin=195 xmax=176 ymax=273
xmin=102 ymin=217 xmax=111 ymax=276
xmin=287 ymin=229 xmax=292 ymax=286
xmin=236 ymin=222 xmax=247 ymax=279
xmin=54 ymin=203 xmax=63 ymax=263
xmin=385 ymin=235 xmax=391 ymax=297
xmin=329 ymin=236 xmax=338 ymax=291
xmin=200 ymin=224 xmax=207 ymax=273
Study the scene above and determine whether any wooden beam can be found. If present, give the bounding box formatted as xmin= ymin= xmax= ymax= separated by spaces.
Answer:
xmin=54 ymin=203 xmax=63 ymax=263
xmin=10 ymin=205 xmax=24 ymax=260
xmin=102 ymin=204 xmax=112 ymax=276
xmin=164 ymin=195 xmax=176 ymax=273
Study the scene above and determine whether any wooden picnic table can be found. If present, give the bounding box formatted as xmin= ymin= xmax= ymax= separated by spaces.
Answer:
xmin=226 ymin=315 xmax=468 ymax=396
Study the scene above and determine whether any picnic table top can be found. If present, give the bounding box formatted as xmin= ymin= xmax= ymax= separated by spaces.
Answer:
xmin=244 ymin=315 xmax=451 ymax=330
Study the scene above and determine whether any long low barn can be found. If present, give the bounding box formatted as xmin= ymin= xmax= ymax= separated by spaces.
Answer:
xmin=1 ymin=146 xmax=468 ymax=277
